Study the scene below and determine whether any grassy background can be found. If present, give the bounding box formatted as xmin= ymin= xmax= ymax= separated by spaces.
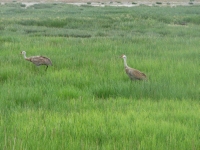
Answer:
xmin=0 ymin=3 xmax=200 ymax=150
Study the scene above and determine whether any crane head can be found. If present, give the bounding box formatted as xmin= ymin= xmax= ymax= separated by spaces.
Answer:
xmin=21 ymin=51 xmax=26 ymax=55
xmin=121 ymin=54 xmax=126 ymax=59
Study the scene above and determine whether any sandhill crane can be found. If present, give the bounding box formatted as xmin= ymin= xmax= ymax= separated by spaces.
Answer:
xmin=121 ymin=54 xmax=147 ymax=81
xmin=21 ymin=51 xmax=52 ymax=71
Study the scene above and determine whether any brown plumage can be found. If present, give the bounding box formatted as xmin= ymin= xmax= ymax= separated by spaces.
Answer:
xmin=21 ymin=51 xmax=52 ymax=71
xmin=121 ymin=54 xmax=147 ymax=81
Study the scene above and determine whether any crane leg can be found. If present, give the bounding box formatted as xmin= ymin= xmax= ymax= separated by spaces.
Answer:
xmin=45 ymin=65 xmax=48 ymax=71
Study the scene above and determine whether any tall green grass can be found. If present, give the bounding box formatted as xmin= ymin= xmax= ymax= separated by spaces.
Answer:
xmin=0 ymin=3 xmax=200 ymax=150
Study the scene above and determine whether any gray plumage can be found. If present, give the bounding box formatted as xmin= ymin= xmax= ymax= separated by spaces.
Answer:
xmin=121 ymin=54 xmax=147 ymax=81
xmin=21 ymin=51 xmax=52 ymax=71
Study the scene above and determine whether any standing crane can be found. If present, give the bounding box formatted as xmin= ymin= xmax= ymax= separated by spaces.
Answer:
xmin=121 ymin=54 xmax=147 ymax=81
xmin=21 ymin=51 xmax=52 ymax=71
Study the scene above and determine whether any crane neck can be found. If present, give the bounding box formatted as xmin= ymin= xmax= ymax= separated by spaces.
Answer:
xmin=23 ymin=53 xmax=27 ymax=59
xmin=123 ymin=57 xmax=128 ymax=68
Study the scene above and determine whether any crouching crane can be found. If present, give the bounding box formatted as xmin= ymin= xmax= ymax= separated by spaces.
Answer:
xmin=121 ymin=54 xmax=147 ymax=81
xmin=21 ymin=51 xmax=52 ymax=71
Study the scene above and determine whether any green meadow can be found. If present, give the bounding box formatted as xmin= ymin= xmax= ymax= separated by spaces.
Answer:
xmin=0 ymin=2 xmax=200 ymax=149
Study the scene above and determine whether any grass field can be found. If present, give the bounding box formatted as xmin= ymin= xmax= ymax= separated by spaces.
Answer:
xmin=0 ymin=2 xmax=200 ymax=150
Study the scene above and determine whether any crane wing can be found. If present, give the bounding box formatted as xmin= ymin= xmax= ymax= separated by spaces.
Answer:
xmin=40 ymin=56 xmax=52 ymax=65
xmin=126 ymin=67 xmax=146 ymax=80
xmin=132 ymin=69 xmax=146 ymax=80
xmin=29 ymin=56 xmax=52 ymax=66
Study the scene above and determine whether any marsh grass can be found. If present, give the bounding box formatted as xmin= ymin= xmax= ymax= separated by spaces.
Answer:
xmin=0 ymin=3 xmax=200 ymax=150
